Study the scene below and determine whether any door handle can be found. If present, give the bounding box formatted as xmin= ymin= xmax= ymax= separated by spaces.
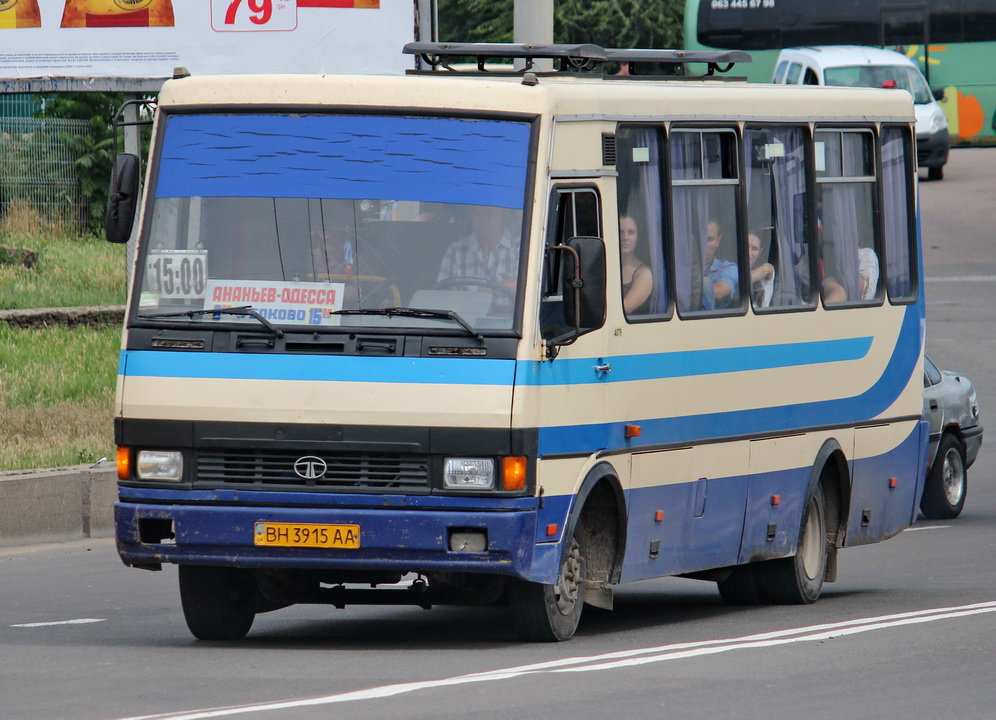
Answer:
xmin=929 ymin=400 xmax=938 ymax=411
xmin=594 ymin=362 xmax=612 ymax=375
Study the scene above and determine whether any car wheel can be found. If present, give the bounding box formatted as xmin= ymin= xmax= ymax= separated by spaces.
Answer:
xmin=921 ymin=433 xmax=967 ymax=519
xmin=927 ymin=165 xmax=944 ymax=181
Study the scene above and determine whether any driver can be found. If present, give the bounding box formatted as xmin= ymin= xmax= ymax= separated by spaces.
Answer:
xmin=436 ymin=205 xmax=519 ymax=290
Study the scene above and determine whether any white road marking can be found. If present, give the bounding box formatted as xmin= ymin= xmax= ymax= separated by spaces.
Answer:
xmin=903 ymin=524 xmax=951 ymax=532
xmin=109 ymin=600 xmax=996 ymax=720
xmin=11 ymin=618 xmax=106 ymax=628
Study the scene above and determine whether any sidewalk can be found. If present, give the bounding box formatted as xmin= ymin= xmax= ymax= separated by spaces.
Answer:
xmin=0 ymin=463 xmax=117 ymax=546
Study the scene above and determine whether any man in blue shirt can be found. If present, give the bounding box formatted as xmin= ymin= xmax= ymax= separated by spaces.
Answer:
xmin=703 ymin=220 xmax=738 ymax=310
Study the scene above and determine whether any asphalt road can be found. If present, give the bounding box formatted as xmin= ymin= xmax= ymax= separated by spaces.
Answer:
xmin=3 ymin=148 xmax=996 ymax=720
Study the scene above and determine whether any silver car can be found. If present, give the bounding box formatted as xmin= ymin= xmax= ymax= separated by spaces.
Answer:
xmin=922 ymin=356 xmax=983 ymax=518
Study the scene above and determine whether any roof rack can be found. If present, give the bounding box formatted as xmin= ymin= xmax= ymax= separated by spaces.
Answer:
xmin=403 ymin=42 xmax=751 ymax=79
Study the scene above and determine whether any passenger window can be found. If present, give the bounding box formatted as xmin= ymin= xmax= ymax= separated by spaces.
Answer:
xmin=815 ymin=129 xmax=880 ymax=306
xmin=745 ymin=126 xmax=814 ymax=309
xmin=670 ymin=129 xmax=742 ymax=315
xmin=785 ymin=62 xmax=802 ymax=84
xmin=803 ymin=68 xmax=819 ymax=85
xmin=541 ymin=187 xmax=602 ymax=339
xmin=773 ymin=60 xmax=788 ymax=83
xmin=881 ymin=126 xmax=917 ymax=301
xmin=616 ymin=125 xmax=668 ymax=319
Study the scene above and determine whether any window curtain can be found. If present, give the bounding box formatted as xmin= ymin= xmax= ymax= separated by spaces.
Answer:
xmin=881 ymin=128 xmax=913 ymax=298
xmin=631 ymin=128 xmax=668 ymax=313
xmin=771 ymin=129 xmax=808 ymax=303
xmin=671 ymin=133 xmax=708 ymax=312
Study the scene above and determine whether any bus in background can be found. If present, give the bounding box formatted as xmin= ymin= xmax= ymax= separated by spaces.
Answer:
xmin=108 ymin=43 xmax=928 ymax=642
xmin=684 ymin=0 xmax=996 ymax=147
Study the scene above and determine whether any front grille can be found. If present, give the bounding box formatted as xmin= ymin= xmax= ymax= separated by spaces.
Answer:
xmin=196 ymin=448 xmax=430 ymax=493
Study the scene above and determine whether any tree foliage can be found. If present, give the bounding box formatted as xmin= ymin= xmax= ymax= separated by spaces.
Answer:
xmin=34 ymin=93 xmax=151 ymax=235
xmin=437 ymin=0 xmax=684 ymax=48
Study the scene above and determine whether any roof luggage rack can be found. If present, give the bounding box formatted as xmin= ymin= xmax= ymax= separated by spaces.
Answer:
xmin=403 ymin=42 xmax=751 ymax=80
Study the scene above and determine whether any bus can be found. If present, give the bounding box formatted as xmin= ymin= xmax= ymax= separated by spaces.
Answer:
xmin=684 ymin=0 xmax=996 ymax=146
xmin=107 ymin=43 xmax=928 ymax=642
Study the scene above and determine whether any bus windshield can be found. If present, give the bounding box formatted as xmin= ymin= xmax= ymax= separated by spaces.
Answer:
xmin=822 ymin=65 xmax=932 ymax=103
xmin=137 ymin=113 xmax=531 ymax=333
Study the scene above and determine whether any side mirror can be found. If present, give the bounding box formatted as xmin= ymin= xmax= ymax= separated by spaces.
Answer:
xmin=932 ymin=87 xmax=946 ymax=102
xmin=105 ymin=153 xmax=140 ymax=244
xmin=546 ymin=236 xmax=605 ymax=358
xmin=562 ymin=236 xmax=606 ymax=330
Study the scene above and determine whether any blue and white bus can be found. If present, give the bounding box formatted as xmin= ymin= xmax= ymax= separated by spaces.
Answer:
xmin=108 ymin=44 xmax=928 ymax=642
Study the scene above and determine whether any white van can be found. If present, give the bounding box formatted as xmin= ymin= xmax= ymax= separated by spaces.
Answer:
xmin=773 ymin=46 xmax=949 ymax=180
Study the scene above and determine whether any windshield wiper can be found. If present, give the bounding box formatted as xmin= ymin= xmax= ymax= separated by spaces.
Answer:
xmin=138 ymin=305 xmax=285 ymax=338
xmin=332 ymin=307 xmax=484 ymax=343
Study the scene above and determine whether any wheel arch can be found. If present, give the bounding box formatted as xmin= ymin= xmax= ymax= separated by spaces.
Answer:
xmin=811 ymin=438 xmax=849 ymax=581
xmin=563 ymin=461 xmax=627 ymax=586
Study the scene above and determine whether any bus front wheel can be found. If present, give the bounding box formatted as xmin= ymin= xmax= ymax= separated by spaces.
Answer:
xmin=508 ymin=534 xmax=586 ymax=641
xmin=179 ymin=565 xmax=257 ymax=641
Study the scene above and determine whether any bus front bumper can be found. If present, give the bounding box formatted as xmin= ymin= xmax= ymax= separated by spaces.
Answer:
xmin=114 ymin=497 xmax=558 ymax=582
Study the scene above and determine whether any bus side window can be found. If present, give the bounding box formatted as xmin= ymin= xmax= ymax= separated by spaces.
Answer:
xmin=616 ymin=125 xmax=668 ymax=319
xmin=881 ymin=126 xmax=917 ymax=302
xmin=541 ymin=187 xmax=601 ymax=339
xmin=670 ymin=128 xmax=742 ymax=315
xmin=815 ymin=129 xmax=879 ymax=306
xmin=744 ymin=125 xmax=814 ymax=308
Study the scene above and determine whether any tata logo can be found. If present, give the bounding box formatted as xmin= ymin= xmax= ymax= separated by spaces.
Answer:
xmin=293 ymin=456 xmax=327 ymax=480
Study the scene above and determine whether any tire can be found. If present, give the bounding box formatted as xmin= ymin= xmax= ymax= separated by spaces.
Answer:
xmin=508 ymin=534 xmax=586 ymax=642
xmin=757 ymin=481 xmax=827 ymax=604
xmin=717 ymin=564 xmax=767 ymax=605
xmin=921 ymin=434 xmax=967 ymax=520
xmin=179 ymin=565 xmax=257 ymax=641
xmin=927 ymin=165 xmax=944 ymax=181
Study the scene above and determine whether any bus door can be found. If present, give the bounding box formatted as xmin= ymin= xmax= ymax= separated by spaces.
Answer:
xmin=535 ymin=183 xmax=611 ymax=463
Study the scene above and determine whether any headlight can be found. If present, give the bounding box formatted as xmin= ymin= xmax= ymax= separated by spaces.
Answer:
xmin=928 ymin=109 xmax=948 ymax=135
xmin=443 ymin=458 xmax=495 ymax=490
xmin=136 ymin=450 xmax=184 ymax=482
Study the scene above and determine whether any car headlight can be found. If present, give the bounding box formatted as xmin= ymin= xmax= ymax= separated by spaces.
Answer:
xmin=443 ymin=458 xmax=495 ymax=490
xmin=928 ymin=109 xmax=948 ymax=135
xmin=136 ymin=450 xmax=184 ymax=482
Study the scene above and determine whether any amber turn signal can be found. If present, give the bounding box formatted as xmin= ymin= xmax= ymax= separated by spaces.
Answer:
xmin=502 ymin=456 xmax=527 ymax=491
xmin=116 ymin=446 xmax=131 ymax=480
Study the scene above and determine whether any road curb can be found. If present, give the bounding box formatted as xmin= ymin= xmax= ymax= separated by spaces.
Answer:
xmin=0 ymin=464 xmax=117 ymax=547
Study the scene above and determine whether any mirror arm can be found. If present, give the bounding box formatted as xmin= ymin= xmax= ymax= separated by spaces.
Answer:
xmin=544 ymin=243 xmax=583 ymax=359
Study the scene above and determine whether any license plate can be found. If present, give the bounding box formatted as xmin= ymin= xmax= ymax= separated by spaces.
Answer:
xmin=254 ymin=522 xmax=360 ymax=549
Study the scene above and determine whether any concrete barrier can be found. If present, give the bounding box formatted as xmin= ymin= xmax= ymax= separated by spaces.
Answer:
xmin=0 ymin=463 xmax=117 ymax=546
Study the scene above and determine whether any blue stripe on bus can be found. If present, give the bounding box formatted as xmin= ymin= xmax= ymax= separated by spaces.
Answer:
xmin=154 ymin=114 xmax=531 ymax=209
xmin=119 ymin=350 xmax=517 ymax=386
xmin=537 ymin=304 xmax=923 ymax=454
xmin=120 ymin=335 xmax=871 ymax=387
xmin=515 ymin=336 xmax=873 ymax=386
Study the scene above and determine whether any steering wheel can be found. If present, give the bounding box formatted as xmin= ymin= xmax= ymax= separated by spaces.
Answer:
xmin=431 ymin=276 xmax=515 ymax=301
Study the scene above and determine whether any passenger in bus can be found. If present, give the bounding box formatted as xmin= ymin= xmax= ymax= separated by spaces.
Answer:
xmin=748 ymin=232 xmax=775 ymax=307
xmin=820 ymin=242 xmax=848 ymax=303
xmin=704 ymin=219 xmax=738 ymax=309
xmin=619 ymin=215 xmax=653 ymax=314
xmin=858 ymin=245 xmax=879 ymax=300
xmin=437 ymin=205 xmax=519 ymax=290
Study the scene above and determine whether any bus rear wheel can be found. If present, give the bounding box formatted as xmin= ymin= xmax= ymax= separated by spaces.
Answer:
xmin=762 ymin=481 xmax=827 ymax=604
xmin=508 ymin=534 xmax=586 ymax=641
xmin=179 ymin=565 xmax=257 ymax=641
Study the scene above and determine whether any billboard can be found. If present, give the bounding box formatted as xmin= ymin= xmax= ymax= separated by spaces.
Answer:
xmin=0 ymin=0 xmax=415 ymax=86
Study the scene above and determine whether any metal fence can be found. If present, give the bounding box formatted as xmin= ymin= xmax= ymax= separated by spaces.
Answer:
xmin=0 ymin=96 xmax=88 ymax=234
